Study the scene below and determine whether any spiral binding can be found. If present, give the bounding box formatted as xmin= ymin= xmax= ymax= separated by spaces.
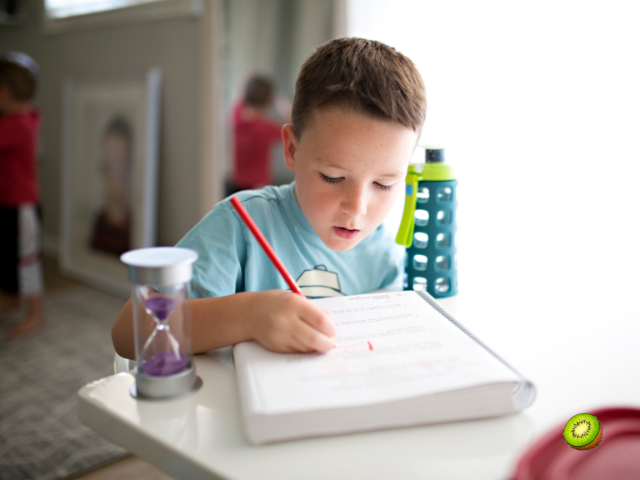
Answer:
xmin=415 ymin=290 xmax=537 ymax=410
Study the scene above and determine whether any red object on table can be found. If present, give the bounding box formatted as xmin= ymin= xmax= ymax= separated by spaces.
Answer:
xmin=511 ymin=407 xmax=640 ymax=480
xmin=229 ymin=196 xmax=304 ymax=296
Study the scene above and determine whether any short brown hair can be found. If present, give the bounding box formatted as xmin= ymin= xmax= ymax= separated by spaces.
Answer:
xmin=292 ymin=37 xmax=426 ymax=137
xmin=244 ymin=75 xmax=274 ymax=108
xmin=0 ymin=56 xmax=38 ymax=102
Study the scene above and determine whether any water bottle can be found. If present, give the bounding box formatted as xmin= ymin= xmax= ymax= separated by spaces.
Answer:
xmin=396 ymin=146 xmax=458 ymax=298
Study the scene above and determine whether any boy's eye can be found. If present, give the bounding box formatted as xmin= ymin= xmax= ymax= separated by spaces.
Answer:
xmin=319 ymin=173 xmax=343 ymax=184
xmin=320 ymin=173 xmax=393 ymax=191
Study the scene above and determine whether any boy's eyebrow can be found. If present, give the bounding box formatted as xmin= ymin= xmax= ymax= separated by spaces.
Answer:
xmin=322 ymin=163 xmax=404 ymax=178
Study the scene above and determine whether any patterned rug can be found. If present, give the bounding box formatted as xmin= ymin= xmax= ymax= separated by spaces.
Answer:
xmin=0 ymin=286 xmax=128 ymax=480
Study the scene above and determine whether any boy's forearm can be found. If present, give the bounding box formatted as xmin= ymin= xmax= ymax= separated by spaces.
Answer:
xmin=112 ymin=293 xmax=257 ymax=360
xmin=189 ymin=293 xmax=254 ymax=353
xmin=112 ymin=297 xmax=136 ymax=359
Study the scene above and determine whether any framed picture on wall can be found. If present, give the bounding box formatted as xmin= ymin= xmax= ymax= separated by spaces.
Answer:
xmin=61 ymin=69 xmax=161 ymax=295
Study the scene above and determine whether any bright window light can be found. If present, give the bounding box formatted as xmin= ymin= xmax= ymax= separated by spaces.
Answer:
xmin=45 ymin=0 xmax=164 ymax=18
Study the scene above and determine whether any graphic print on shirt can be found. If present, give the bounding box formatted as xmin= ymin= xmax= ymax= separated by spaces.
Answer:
xmin=296 ymin=265 xmax=344 ymax=299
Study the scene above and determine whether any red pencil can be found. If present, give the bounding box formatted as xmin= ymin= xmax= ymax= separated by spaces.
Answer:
xmin=229 ymin=196 xmax=304 ymax=297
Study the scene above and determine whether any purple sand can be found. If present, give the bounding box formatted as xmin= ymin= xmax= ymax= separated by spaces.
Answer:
xmin=144 ymin=296 xmax=179 ymax=321
xmin=143 ymin=351 xmax=189 ymax=376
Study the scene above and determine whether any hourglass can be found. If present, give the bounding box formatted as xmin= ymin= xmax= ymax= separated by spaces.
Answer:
xmin=121 ymin=247 xmax=201 ymax=399
xmin=141 ymin=293 xmax=187 ymax=376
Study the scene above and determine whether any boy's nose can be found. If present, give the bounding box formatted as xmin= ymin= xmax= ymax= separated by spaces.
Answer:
xmin=341 ymin=188 xmax=367 ymax=217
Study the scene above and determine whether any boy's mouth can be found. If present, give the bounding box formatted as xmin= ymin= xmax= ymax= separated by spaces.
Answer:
xmin=333 ymin=226 xmax=360 ymax=240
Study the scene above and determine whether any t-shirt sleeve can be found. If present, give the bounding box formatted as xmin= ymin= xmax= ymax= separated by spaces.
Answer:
xmin=175 ymin=202 xmax=247 ymax=298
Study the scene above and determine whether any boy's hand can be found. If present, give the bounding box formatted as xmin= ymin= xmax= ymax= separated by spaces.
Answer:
xmin=244 ymin=290 xmax=335 ymax=353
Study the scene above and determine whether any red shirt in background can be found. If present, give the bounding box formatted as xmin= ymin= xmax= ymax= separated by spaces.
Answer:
xmin=0 ymin=108 xmax=41 ymax=208
xmin=232 ymin=102 xmax=283 ymax=190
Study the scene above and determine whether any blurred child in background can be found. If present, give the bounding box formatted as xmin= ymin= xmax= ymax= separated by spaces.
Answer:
xmin=0 ymin=52 xmax=44 ymax=338
xmin=227 ymin=75 xmax=291 ymax=195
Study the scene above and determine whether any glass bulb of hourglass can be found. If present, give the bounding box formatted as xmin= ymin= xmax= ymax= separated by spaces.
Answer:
xmin=141 ymin=296 xmax=188 ymax=376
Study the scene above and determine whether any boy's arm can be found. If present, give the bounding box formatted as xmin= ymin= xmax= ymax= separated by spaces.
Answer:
xmin=112 ymin=290 xmax=335 ymax=360
xmin=112 ymin=199 xmax=336 ymax=360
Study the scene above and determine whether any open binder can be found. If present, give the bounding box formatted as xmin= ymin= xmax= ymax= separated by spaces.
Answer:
xmin=234 ymin=291 xmax=536 ymax=444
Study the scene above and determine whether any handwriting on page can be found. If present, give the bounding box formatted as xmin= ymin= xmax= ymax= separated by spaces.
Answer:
xmin=329 ymin=341 xmax=373 ymax=354
xmin=337 ymin=324 xmax=426 ymax=343
xmin=335 ymin=313 xmax=415 ymax=325
xmin=244 ymin=292 xmax=520 ymax=414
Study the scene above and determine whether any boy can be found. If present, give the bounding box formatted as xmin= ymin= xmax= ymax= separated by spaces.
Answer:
xmin=112 ymin=38 xmax=426 ymax=358
xmin=228 ymin=75 xmax=290 ymax=195
xmin=0 ymin=52 xmax=45 ymax=338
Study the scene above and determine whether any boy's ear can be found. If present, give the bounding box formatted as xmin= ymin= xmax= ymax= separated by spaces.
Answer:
xmin=282 ymin=124 xmax=298 ymax=172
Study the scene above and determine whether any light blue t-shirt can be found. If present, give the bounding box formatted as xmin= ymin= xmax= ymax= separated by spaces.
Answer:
xmin=176 ymin=182 xmax=404 ymax=299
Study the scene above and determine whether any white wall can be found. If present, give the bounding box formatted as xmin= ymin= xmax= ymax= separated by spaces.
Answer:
xmin=348 ymin=0 xmax=640 ymax=309
xmin=0 ymin=0 xmax=207 ymax=247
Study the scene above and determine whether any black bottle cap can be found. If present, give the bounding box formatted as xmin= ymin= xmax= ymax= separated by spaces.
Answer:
xmin=425 ymin=147 xmax=445 ymax=163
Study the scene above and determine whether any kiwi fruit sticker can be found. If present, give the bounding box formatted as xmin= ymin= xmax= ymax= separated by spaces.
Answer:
xmin=563 ymin=413 xmax=603 ymax=450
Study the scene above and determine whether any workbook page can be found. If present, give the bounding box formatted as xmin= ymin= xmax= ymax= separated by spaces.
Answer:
xmin=235 ymin=291 xmax=519 ymax=415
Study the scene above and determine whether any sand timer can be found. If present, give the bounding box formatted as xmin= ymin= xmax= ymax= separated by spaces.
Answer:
xmin=120 ymin=247 xmax=201 ymax=399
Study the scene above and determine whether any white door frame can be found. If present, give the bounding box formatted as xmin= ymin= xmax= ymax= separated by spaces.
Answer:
xmin=198 ymin=0 xmax=225 ymax=216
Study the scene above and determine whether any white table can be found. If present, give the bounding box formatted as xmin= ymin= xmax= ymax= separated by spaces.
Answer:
xmin=77 ymin=290 xmax=640 ymax=480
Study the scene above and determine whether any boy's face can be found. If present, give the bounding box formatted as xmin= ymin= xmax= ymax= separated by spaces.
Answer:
xmin=283 ymin=107 xmax=419 ymax=252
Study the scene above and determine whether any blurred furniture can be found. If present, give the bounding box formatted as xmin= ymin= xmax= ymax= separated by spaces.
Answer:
xmin=511 ymin=407 xmax=640 ymax=480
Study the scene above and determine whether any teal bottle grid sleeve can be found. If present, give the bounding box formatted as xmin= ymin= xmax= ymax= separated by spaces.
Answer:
xmin=397 ymin=146 xmax=458 ymax=298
